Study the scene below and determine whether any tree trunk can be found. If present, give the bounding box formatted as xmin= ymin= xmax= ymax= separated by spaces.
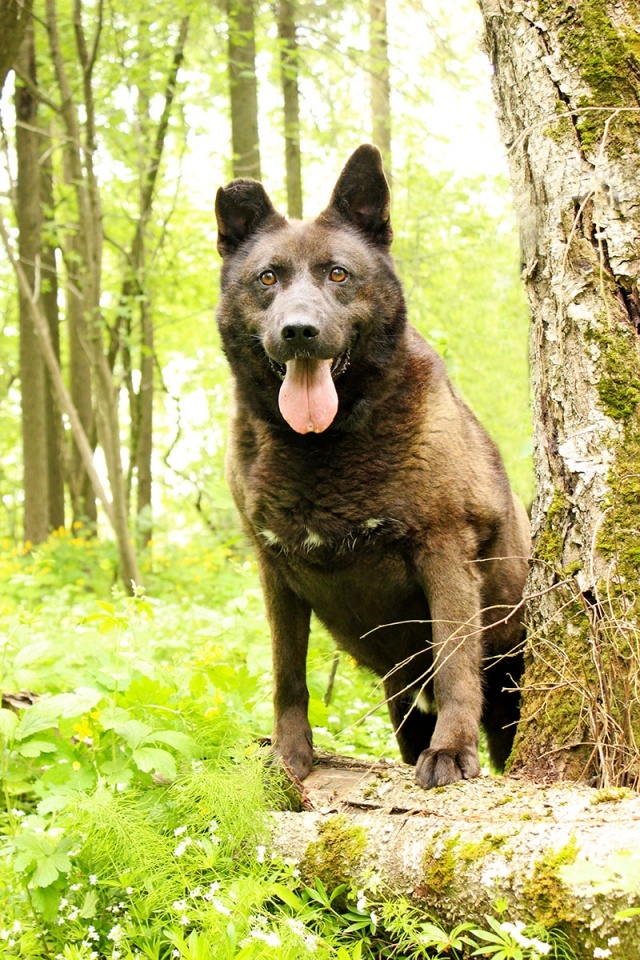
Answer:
xmin=227 ymin=0 xmax=261 ymax=179
xmin=15 ymin=27 xmax=49 ymax=546
xmin=478 ymin=0 xmax=640 ymax=788
xmin=0 ymin=0 xmax=33 ymax=93
xmin=41 ymin=135 xmax=66 ymax=531
xmin=278 ymin=0 xmax=303 ymax=218
xmin=46 ymin=0 xmax=140 ymax=589
xmin=369 ymin=0 xmax=391 ymax=175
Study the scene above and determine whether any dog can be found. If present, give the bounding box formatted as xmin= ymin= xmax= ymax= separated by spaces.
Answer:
xmin=214 ymin=144 xmax=531 ymax=788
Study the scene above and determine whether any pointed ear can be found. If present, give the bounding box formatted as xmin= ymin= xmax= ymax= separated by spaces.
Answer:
xmin=322 ymin=144 xmax=392 ymax=246
xmin=215 ymin=179 xmax=285 ymax=257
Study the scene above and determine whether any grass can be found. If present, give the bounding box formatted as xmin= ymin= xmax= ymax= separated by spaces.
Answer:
xmin=0 ymin=531 xmax=570 ymax=958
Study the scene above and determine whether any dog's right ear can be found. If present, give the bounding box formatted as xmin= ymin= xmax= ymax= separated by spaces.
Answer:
xmin=215 ymin=179 xmax=284 ymax=257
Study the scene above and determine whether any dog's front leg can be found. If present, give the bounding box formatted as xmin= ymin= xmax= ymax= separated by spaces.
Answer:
xmin=258 ymin=555 xmax=314 ymax=780
xmin=413 ymin=538 xmax=484 ymax=788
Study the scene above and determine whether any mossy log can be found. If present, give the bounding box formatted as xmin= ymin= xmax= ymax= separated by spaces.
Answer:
xmin=272 ymin=755 xmax=640 ymax=959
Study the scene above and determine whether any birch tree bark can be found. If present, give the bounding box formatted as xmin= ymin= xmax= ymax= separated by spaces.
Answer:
xmin=477 ymin=0 xmax=640 ymax=787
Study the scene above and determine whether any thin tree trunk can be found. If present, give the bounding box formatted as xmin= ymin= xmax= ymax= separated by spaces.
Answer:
xmin=369 ymin=0 xmax=391 ymax=176
xmin=40 ymin=134 xmax=65 ymax=530
xmin=278 ymin=0 xmax=302 ymax=218
xmin=46 ymin=0 xmax=140 ymax=589
xmin=15 ymin=27 xmax=49 ymax=546
xmin=227 ymin=0 xmax=261 ymax=179
xmin=478 ymin=0 xmax=640 ymax=788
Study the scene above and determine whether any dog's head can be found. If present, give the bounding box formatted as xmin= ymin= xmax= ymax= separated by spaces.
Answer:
xmin=215 ymin=145 xmax=406 ymax=435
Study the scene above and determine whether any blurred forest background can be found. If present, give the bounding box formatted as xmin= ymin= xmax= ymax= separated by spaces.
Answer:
xmin=0 ymin=0 xmax=532 ymax=567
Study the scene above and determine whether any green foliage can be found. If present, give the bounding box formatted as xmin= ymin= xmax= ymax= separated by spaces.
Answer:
xmin=0 ymin=533 xmax=587 ymax=959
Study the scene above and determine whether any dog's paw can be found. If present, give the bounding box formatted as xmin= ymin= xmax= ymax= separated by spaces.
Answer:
xmin=414 ymin=744 xmax=481 ymax=789
xmin=273 ymin=741 xmax=314 ymax=782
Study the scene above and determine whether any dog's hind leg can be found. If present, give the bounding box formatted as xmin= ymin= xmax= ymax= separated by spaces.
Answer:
xmin=481 ymin=647 xmax=524 ymax=771
xmin=384 ymin=683 xmax=437 ymax=766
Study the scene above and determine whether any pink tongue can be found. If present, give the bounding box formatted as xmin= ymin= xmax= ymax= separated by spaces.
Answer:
xmin=278 ymin=358 xmax=338 ymax=434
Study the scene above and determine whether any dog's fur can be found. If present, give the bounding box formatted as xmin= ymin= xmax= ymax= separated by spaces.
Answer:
xmin=215 ymin=145 xmax=530 ymax=788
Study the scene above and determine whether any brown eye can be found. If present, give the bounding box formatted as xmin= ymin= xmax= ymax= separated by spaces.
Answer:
xmin=259 ymin=270 xmax=277 ymax=286
xmin=329 ymin=266 xmax=348 ymax=283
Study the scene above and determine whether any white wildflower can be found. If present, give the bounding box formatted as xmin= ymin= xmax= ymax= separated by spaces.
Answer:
xmin=370 ymin=911 xmax=378 ymax=930
xmin=11 ymin=921 xmax=21 ymax=935
xmin=593 ymin=950 xmax=611 ymax=959
xmin=179 ymin=915 xmax=189 ymax=926
xmin=241 ymin=930 xmax=281 ymax=948
xmin=174 ymin=825 xmax=188 ymax=836
xmin=89 ymin=874 xmax=98 ymax=885
xmin=172 ymin=899 xmax=188 ymax=911
xmin=256 ymin=844 xmax=266 ymax=863
xmin=107 ymin=923 xmax=123 ymax=944
xmin=608 ymin=938 xmax=620 ymax=947
xmin=174 ymin=836 xmax=193 ymax=857
xmin=356 ymin=890 xmax=367 ymax=912
xmin=189 ymin=886 xmax=202 ymax=898
xmin=211 ymin=898 xmax=231 ymax=916
xmin=203 ymin=881 xmax=220 ymax=900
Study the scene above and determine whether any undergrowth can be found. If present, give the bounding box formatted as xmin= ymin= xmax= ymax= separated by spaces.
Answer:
xmin=0 ymin=531 xmax=572 ymax=958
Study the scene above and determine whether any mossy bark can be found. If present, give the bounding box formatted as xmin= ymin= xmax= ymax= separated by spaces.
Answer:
xmin=478 ymin=0 xmax=640 ymax=787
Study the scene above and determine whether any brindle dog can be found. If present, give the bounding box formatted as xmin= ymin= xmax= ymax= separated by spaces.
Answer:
xmin=215 ymin=144 xmax=530 ymax=788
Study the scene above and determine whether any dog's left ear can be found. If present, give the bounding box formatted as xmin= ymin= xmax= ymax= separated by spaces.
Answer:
xmin=322 ymin=144 xmax=392 ymax=247
xmin=215 ymin=179 xmax=285 ymax=257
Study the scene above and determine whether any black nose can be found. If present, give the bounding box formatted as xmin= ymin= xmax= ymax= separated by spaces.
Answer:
xmin=281 ymin=321 xmax=320 ymax=344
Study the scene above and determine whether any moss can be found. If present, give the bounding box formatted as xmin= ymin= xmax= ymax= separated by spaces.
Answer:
xmin=458 ymin=834 xmax=508 ymax=865
xmin=422 ymin=835 xmax=459 ymax=894
xmin=301 ymin=814 xmax=367 ymax=900
xmin=523 ymin=836 xmax=580 ymax=928
xmin=534 ymin=487 xmax=566 ymax=568
xmin=538 ymin=0 xmax=640 ymax=153
xmin=592 ymin=786 xmax=632 ymax=804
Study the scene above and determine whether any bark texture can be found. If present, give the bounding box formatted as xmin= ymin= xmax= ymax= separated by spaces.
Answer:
xmin=478 ymin=0 xmax=640 ymax=786
xmin=272 ymin=756 xmax=640 ymax=960
xmin=227 ymin=0 xmax=261 ymax=179
xmin=369 ymin=0 xmax=391 ymax=174
xmin=0 ymin=0 xmax=33 ymax=93
xmin=278 ymin=0 xmax=303 ymax=218
xmin=15 ymin=28 xmax=49 ymax=545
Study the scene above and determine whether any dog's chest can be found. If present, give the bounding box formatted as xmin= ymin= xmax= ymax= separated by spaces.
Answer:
xmin=241 ymin=443 xmax=409 ymax=562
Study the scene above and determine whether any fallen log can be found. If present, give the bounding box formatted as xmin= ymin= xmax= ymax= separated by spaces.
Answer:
xmin=271 ymin=754 xmax=640 ymax=959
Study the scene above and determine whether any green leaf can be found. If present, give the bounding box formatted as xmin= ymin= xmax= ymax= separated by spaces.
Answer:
xmin=33 ymin=850 xmax=72 ymax=887
xmin=112 ymin=719 xmax=154 ymax=748
xmin=18 ymin=739 xmax=57 ymax=757
xmin=15 ymin=699 xmax=64 ymax=739
xmin=271 ymin=882 xmax=304 ymax=911
xmin=14 ymin=640 xmax=50 ymax=668
xmin=132 ymin=746 xmax=177 ymax=779
xmin=150 ymin=729 xmax=198 ymax=755
xmin=80 ymin=889 xmax=98 ymax=919
xmin=15 ymin=688 xmax=103 ymax=740
xmin=0 ymin=708 xmax=19 ymax=740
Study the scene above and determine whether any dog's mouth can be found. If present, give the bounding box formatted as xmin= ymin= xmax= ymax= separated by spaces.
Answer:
xmin=268 ymin=346 xmax=352 ymax=435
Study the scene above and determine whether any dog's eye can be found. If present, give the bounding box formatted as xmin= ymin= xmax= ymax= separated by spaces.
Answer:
xmin=259 ymin=270 xmax=277 ymax=286
xmin=329 ymin=266 xmax=348 ymax=283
